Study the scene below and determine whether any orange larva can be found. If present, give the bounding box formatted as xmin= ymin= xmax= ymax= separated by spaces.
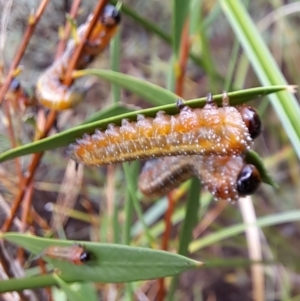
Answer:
xmin=69 ymin=93 xmax=262 ymax=165
xmin=40 ymin=245 xmax=91 ymax=265
xmin=138 ymin=155 xmax=261 ymax=202
xmin=35 ymin=4 xmax=121 ymax=111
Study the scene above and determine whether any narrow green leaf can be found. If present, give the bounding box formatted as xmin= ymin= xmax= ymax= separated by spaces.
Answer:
xmin=109 ymin=0 xmax=208 ymax=71
xmin=0 ymin=85 xmax=291 ymax=163
xmin=53 ymin=275 xmax=87 ymax=301
xmin=124 ymin=178 xmax=134 ymax=245
xmin=245 ymin=150 xmax=277 ymax=188
xmin=172 ymin=0 xmax=190 ymax=56
xmin=110 ymin=28 xmax=121 ymax=103
xmin=110 ymin=0 xmax=171 ymax=44
xmin=167 ymin=178 xmax=201 ymax=300
xmin=123 ymin=161 xmax=154 ymax=246
xmin=75 ymin=69 xmax=179 ymax=106
xmin=192 ymin=0 xmax=218 ymax=93
xmin=178 ymin=179 xmax=201 ymax=255
xmin=189 ymin=210 xmax=300 ymax=253
xmin=220 ymin=0 xmax=300 ymax=159
xmin=83 ymin=103 xmax=133 ymax=124
xmin=0 ymin=233 xmax=202 ymax=293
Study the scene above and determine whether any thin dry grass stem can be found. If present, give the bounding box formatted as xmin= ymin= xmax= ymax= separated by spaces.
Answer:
xmin=37 ymin=257 xmax=53 ymax=301
xmin=139 ymin=280 xmax=155 ymax=300
xmin=0 ymin=241 xmax=11 ymax=280
xmin=62 ymin=0 xmax=109 ymax=86
xmin=1 ymin=58 xmax=25 ymax=185
xmin=258 ymin=3 xmax=300 ymax=32
xmin=31 ymin=208 xmax=50 ymax=231
xmin=13 ymin=0 xmax=89 ymax=231
xmin=3 ymin=101 xmax=23 ymax=183
xmin=1 ymin=0 xmax=82 ymax=234
xmin=81 ymin=198 xmax=99 ymax=227
xmin=51 ymin=160 xmax=84 ymax=232
xmin=0 ymin=173 xmax=18 ymax=196
xmin=55 ymin=0 xmax=82 ymax=60
xmin=286 ymin=85 xmax=298 ymax=94
xmin=0 ymin=0 xmax=13 ymax=67
xmin=21 ymin=176 xmax=34 ymax=231
xmin=80 ymin=198 xmax=100 ymax=241
xmin=0 ymin=0 xmax=50 ymax=105
xmin=0 ymin=242 xmax=29 ymax=301
xmin=17 ymin=182 xmax=34 ymax=264
xmin=0 ymin=193 xmax=21 ymax=229
xmin=1 ymin=111 xmax=56 ymax=232
xmin=158 ymin=191 xmax=176 ymax=301
xmin=239 ymin=196 xmax=264 ymax=301
xmin=193 ymin=200 xmax=228 ymax=238
xmin=175 ymin=19 xmax=191 ymax=97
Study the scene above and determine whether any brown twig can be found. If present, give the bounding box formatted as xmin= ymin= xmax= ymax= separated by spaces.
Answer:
xmin=158 ymin=191 xmax=176 ymax=301
xmin=1 ymin=1 xmax=109 ymax=233
xmin=55 ymin=0 xmax=82 ymax=60
xmin=38 ymin=258 xmax=53 ymax=301
xmin=62 ymin=0 xmax=109 ymax=86
xmin=31 ymin=208 xmax=51 ymax=231
xmin=0 ymin=0 xmax=50 ymax=105
xmin=3 ymin=101 xmax=23 ymax=183
xmin=175 ymin=20 xmax=190 ymax=97
xmin=1 ymin=110 xmax=56 ymax=232
xmin=17 ymin=182 xmax=35 ymax=264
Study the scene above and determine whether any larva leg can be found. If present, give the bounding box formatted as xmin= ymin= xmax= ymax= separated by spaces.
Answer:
xmin=176 ymin=98 xmax=186 ymax=111
xmin=176 ymin=93 xmax=217 ymax=111
xmin=206 ymin=92 xmax=214 ymax=105
xmin=222 ymin=91 xmax=230 ymax=106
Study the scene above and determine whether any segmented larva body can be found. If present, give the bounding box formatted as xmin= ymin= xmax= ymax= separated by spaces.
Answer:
xmin=138 ymin=155 xmax=261 ymax=202
xmin=35 ymin=4 xmax=120 ymax=111
xmin=138 ymin=156 xmax=196 ymax=198
xmin=40 ymin=245 xmax=90 ymax=265
xmin=7 ymin=78 xmax=37 ymax=109
xmin=69 ymin=95 xmax=258 ymax=165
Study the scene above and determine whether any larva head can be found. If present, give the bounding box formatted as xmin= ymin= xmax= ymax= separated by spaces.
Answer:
xmin=9 ymin=78 xmax=21 ymax=92
xmin=79 ymin=251 xmax=91 ymax=263
xmin=237 ymin=164 xmax=261 ymax=196
xmin=238 ymin=105 xmax=262 ymax=139
xmin=101 ymin=4 xmax=121 ymax=27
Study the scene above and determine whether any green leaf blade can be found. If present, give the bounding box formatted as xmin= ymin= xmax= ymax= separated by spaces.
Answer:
xmin=0 ymin=85 xmax=291 ymax=163
xmin=2 ymin=234 xmax=202 ymax=286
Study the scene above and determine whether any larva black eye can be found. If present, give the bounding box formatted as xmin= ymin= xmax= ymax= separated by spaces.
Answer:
xmin=238 ymin=105 xmax=262 ymax=139
xmin=102 ymin=5 xmax=121 ymax=27
xmin=80 ymin=251 xmax=91 ymax=262
xmin=176 ymin=98 xmax=186 ymax=110
xmin=9 ymin=78 xmax=21 ymax=92
xmin=237 ymin=164 xmax=261 ymax=196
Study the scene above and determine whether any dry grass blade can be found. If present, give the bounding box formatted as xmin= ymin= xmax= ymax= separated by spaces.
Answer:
xmin=239 ymin=196 xmax=264 ymax=301
xmin=51 ymin=160 xmax=84 ymax=231
xmin=0 ymin=0 xmax=13 ymax=67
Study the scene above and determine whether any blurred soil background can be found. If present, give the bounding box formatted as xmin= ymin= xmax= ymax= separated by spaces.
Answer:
xmin=0 ymin=0 xmax=300 ymax=300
